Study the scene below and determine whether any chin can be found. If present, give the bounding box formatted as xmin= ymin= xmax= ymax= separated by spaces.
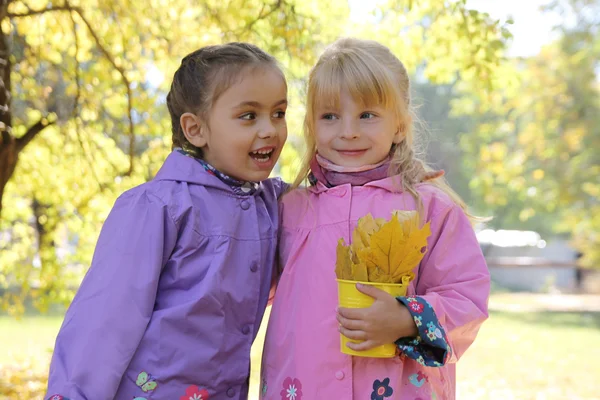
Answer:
xmin=333 ymin=158 xmax=367 ymax=168
xmin=239 ymin=170 xmax=272 ymax=183
xmin=251 ymin=172 xmax=272 ymax=182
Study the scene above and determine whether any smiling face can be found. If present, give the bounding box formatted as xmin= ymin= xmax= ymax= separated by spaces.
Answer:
xmin=313 ymin=88 xmax=402 ymax=168
xmin=181 ymin=66 xmax=288 ymax=182
xmin=301 ymin=39 xmax=413 ymax=177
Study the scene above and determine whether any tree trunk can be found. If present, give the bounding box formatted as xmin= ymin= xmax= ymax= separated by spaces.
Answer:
xmin=0 ymin=3 xmax=14 ymax=217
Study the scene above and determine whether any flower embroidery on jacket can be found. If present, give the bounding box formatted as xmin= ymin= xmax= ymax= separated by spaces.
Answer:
xmin=408 ymin=300 xmax=424 ymax=314
xmin=413 ymin=315 xmax=423 ymax=327
xmin=371 ymin=377 xmax=393 ymax=400
xmin=280 ymin=377 xmax=302 ymax=400
xmin=409 ymin=371 xmax=429 ymax=388
xmin=48 ymin=396 xmax=69 ymax=400
xmin=427 ymin=329 xmax=437 ymax=341
xmin=180 ymin=385 xmax=209 ymax=400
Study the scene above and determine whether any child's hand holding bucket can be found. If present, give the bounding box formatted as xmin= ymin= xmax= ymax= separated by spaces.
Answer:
xmin=337 ymin=283 xmax=418 ymax=352
xmin=337 ymin=282 xmax=418 ymax=357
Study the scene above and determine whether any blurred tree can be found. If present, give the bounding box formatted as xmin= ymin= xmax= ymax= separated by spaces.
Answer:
xmin=457 ymin=0 xmax=599 ymax=266
xmin=0 ymin=0 xmax=510 ymax=313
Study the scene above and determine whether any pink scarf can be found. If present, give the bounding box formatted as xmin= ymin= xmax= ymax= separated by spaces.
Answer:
xmin=309 ymin=154 xmax=390 ymax=187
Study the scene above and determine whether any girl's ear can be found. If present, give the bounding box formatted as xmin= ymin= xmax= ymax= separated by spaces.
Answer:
xmin=180 ymin=113 xmax=208 ymax=148
xmin=393 ymin=115 xmax=412 ymax=144
xmin=393 ymin=123 xmax=406 ymax=144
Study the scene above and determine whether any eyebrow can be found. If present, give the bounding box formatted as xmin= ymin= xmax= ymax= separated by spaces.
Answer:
xmin=233 ymin=99 xmax=288 ymax=109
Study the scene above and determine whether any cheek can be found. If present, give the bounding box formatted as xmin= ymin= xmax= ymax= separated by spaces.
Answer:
xmin=278 ymin=122 xmax=288 ymax=141
xmin=368 ymin=126 xmax=395 ymax=147
xmin=220 ymin=132 xmax=251 ymax=156
xmin=280 ymin=131 xmax=288 ymax=145
xmin=315 ymin=136 xmax=333 ymax=156
xmin=314 ymin=126 xmax=335 ymax=146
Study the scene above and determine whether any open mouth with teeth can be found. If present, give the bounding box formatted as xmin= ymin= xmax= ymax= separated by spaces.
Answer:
xmin=249 ymin=148 xmax=275 ymax=163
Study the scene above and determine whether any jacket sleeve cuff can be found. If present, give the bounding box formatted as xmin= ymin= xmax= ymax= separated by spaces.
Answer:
xmin=394 ymin=296 xmax=452 ymax=367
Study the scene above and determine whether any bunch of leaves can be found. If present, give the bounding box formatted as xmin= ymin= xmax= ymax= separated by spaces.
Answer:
xmin=335 ymin=211 xmax=431 ymax=283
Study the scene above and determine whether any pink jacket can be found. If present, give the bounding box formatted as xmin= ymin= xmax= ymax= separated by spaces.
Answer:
xmin=261 ymin=177 xmax=490 ymax=400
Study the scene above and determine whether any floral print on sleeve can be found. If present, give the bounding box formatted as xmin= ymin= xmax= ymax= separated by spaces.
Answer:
xmin=395 ymin=296 xmax=452 ymax=367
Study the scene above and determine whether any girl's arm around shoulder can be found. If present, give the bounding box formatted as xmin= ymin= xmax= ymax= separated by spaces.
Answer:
xmin=396 ymin=202 xmax=490 ymax=367
xmin=45 ymin=188 xmax=178 ymax=400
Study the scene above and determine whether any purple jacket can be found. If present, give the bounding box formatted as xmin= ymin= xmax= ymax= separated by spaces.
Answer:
xmin=46 ymin=151 xmax=286 ymax=400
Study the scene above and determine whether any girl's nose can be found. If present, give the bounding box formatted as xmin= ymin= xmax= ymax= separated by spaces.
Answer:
xmin=340 ymin=119 xmax=360 ymax=139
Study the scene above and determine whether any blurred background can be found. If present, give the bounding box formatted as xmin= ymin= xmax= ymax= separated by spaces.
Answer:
xmin=0 ymin=0 xmax=598 ymax=398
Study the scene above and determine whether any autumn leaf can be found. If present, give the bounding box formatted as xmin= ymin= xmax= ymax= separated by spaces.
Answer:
xmin=351 ymin=213 xmax=379 ymax=251
xmin=335 ymin=238 xmax=353 ymax=280
xmin=351 ymin=260 xmax=369 ymax=282
xmin=391 ymin=221 xmax=431 ymax=281
xmin=368 ymin=213 xmax=406 ymax=275
xmin=367 ymin=266 xmax=393 ymax=283
xmin=335 ymin=210 xmax=430 ymax=284
xmin=375 ymin=217 xmax=387 ymax=228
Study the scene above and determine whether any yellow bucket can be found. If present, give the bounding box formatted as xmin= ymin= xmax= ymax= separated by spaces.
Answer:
xmin=337 ymin=279 xmax=409 ymax=358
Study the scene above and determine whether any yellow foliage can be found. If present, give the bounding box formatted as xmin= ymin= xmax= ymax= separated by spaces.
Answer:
xmin=0 ymin=361 xmax=48 ymax=399
xmin=335 ymin=211 xmax=430 ymax=284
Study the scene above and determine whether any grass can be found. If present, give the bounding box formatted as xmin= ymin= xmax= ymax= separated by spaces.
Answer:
xmin=2 ymin=298 xmax=599 ymax=399
xmin=457 ymin=310 xmax=600 ymax=399
xmin=0 ymin=314 xmax=62 ymax=399
xmin=0 ymin=316 xmax=60 ymax=365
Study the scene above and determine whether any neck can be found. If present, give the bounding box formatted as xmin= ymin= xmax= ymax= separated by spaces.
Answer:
xmin=309 ymin=154 xmax=391 ymax=188
xmin=177 ymin=149 xmax=259 ymax=195
xmin=315 ymin=154 xmax=390 ymax=173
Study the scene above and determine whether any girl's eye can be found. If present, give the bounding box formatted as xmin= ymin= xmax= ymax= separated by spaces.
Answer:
xmin=273 ymin=110 xmax=286 ymax=119
xmin=240 ymin=113 xmax=257 ymax=120
xmin=322 ymin=113 xmax=338 ymax=120
xmin=360 ymin=112 xmax=376 ymax=119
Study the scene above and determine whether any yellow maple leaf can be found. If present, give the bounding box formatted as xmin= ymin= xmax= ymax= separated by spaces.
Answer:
xmin=390 ymin=221 xmax=431 ymax=281
xmin=351 ymin=213 xmax=379 ymax=252
xmin=335 ymin=238 xmax=353 ymax=280
xmin=399 ymin=273 xmax=414 ymax=286
xmin=351 ymin=260 xmax=369 ymax=282
xmin=364 ymin=211 xmax=430 ymax=283
xmin=374 ymin=217 xmax=387 ymax=228
xmin=367 ymin=213 xmax=406 ymax=275
xmin=367 ymin=266 xmax=393 ymax=283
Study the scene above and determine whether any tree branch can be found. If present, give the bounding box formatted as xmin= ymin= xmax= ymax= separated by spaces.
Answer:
xmin=15 ymin=117 xmax=55 ymax=153
xmin=68 ymin=9 xmax=81 ymax=119
xmin=7 ymin=4 xmax=80 ymax=18
xmin=69 ymin=4 xmax=136 ymax=175
xmin=67 ymin=9 xmax=104 ymax=191
xmin=238 ymin=0 xmax=283 ymax=35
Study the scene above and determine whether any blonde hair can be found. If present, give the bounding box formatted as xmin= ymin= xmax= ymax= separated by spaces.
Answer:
xmin=294 ymin=37 xmax=480 ymax=223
